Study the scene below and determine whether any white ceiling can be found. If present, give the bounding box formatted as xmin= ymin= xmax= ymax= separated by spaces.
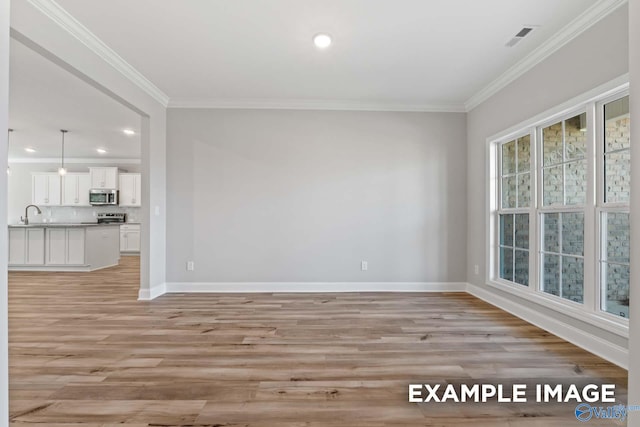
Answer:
xmin=7 ymin=0 xmax=618 ymax=157
xmin=8 ymin=39 xmax=141 ymax=160
xmin=55 ymin=0 xmax=600 ymax=110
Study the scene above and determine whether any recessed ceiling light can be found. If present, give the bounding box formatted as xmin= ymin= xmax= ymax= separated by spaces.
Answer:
xmin=313 ymin=33 xmax=332 ymax=49
xmin=25 ymin=147 xmax=36 ymax=153
xmin=97 ymin=148 xmax=107 ymax=154
xmin=123 ymin=129 xmax=136 ymax=135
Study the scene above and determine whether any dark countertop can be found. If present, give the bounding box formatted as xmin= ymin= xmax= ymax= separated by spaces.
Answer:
xmin=8 ymin=223 xmax=122 ymax=228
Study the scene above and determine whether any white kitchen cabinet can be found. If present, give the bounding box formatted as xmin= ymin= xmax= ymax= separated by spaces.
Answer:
xmin=32 ymin=173 xmax=61 ymax=206
xmin=8 ymin=228 xmax=26 ymax=264
xmin=119 ymin=173 xmax=141 ymax=207
xmin=9 ymin=225 xmax=118 ymax=271
xmin=66 ymin=228 xmax=86 ymax=264
xmin=45 ymin=228 xmax=86 ymax=265
xmin=62 ymin=173 xmax=91 ymax=206
xmin=9 ymin=228 xmax=45 ymax=265
xmin=25 ymin=229 xmax=45 ymax=265
xmin=120 ymin=224 xmax=141 ymax=252
xmin=46 ymin=228 xmax=67 ymax=265
xmin=89 ymin=167 xmax=119 ymax=189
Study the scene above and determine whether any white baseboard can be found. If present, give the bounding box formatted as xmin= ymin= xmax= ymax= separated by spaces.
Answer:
xmin=133 ymin=280 xmax=628 ymax=369
xmin=164 ymin=281 xmax=468 ymax=293
xmin=466 ymin=283 xmax=628 ymax=369
xmin=138 ymin=282 xmax=167 ymax=301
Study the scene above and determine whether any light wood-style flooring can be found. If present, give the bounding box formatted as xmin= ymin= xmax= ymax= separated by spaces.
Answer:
xmin=8 ymin=256 xmax=628 ymax=426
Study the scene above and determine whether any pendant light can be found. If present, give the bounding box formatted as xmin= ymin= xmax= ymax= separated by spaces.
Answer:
xmin=6 ymin=128 xmax=12 ymax=175
xmin=58 ymin=129 xmax=68 ymax=176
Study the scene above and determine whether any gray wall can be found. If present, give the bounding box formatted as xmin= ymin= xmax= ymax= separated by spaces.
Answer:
xmin=167 ymin=109 xmax=467 ymax=283
xmin=466 ymin=6 xmax=629 ymax=346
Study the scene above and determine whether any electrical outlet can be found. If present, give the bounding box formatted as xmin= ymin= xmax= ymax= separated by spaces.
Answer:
xmin=474 ymin=264 xmax=479 ymax=275
xmin=187 ymin=261 xmax=195 ymax=271
xmin=361 ymin=261 xmax=368 ymax=271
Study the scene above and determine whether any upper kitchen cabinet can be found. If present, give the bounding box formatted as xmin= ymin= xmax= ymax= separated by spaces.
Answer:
xmin=89 ymin=167 xmax=119 ymax=189
xmin=62 ymin=173 xmax=91 ymax=206
xmin=32 ymin=173 xmax=61 ymax=206
xmin=119 ymin=173 xmax=141 ymax=207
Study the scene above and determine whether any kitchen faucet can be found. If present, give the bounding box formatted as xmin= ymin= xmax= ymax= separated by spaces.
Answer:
xmin=21 ymin=204 xmax=42 ymax=225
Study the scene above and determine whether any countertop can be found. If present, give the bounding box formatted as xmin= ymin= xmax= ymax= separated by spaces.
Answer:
xmin=8 ymin=223 xmax=122 ymax=228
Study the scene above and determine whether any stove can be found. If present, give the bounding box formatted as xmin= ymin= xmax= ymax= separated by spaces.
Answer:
xmin=97 ymin=213 xmax=127 ymax=224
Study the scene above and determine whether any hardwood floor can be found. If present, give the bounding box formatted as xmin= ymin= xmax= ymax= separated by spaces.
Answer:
xmin=8 ymin=256 xmax=628 ymax=426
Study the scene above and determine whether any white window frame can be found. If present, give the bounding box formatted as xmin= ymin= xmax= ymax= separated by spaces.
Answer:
xmin=496 ymin=132 xmax=535 ymax=287
xmin=596 ymin=93 xmax=631 ymax=322
xmin=536 ymin=108 xmax=591 ymax=307
xmin=486 ymin=76 xmax=629 ymax=338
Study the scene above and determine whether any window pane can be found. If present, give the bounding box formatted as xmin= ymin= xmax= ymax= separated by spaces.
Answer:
xmin=543 ymin=213 xmax=560 ymax=253
xmin=502 ymin=140 xmax=516 ymax=174
xmin=605 ymin=150 xmax=630 ymax=203
xmin=562 ymin=256 xmax=583 ymax=304
xmin=543 ymin=166 xmax=563 ymax=206
xmin=517 ymin=135 xmax=530 ymax=172
xmin=502 ymin=176 xmax=517 ymax=208
xmin=565 ymin=160 xmax=586 ymax=205
xmin=565 ymin=114 xmax=587 ymax=160
xmin=562 ymin=212 xmax=584 ymax=256
xmin=514 ymin=214 xmax=529 ymax=249
xmin=517 ymin=173 xmax=530 ymax=208
xmin=500 ymin=247 xmax=514 ymax=282
xmin=606 ymin=212 xmax=630 ymax=264
xmin=605 ymin=96 xmax=630 ymax=152
xmin=543 ymin=122 xmax=563 ymax=165
xmin=603 ymin=263 xmax=630 ymax=319
xmin=514 ymin=249 xmax=529 ymax=286
xmin=543 ymin=254 xmax=560 ymax=296
xmin=500 ymin=214 xmax=513 ymax=247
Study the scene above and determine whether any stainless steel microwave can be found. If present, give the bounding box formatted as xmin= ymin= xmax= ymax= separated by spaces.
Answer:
xmin=89 ymin=189 xmax=118 ymax=205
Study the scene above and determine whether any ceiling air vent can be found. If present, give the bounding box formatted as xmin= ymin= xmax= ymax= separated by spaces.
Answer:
xmin=505 ymin=26 xmax=536 ymax=48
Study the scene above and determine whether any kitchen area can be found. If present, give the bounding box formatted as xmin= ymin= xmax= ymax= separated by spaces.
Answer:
xmin=8 ymin=166 xmax=141 ymax=272
xmin=7 ymin=38 xmax=143 ymax=274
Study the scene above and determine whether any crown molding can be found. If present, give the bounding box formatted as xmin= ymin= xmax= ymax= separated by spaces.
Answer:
xmin=465 ymin=0 xmax=628 ymax=112
xmin=9 ymin=157 xmax=141 ymax=164
xmin=168 ymin=97 xmax=467 ymax=113
xmin=26 ymin=0 xmax=170 ymax=107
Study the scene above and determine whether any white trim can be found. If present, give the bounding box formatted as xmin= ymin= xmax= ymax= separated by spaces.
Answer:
xmin=167 ymin=98 xmax=466 ymax=113
xmin=465 ymin=0 xmax=628 ymax=111
xmin=485 ymin=278 xmax=629 ymax=337
xmin=26 ymin=0 xmax=170 ymax=107
xmin=164 ymin=281 xmax=467 ymax=293
xmin=24 ymin=0 xmax=627 ymax=114
xmin=485 ymin=79 xmax=631 ymax=341
xmin=138 ymin=282 xmax=166 ymax=301
xmin=8 ymin=157 xmax=141 ymax=164
xmin=467 ymin=283 xmax=628 ymax=369
xmin=487 ymin=76 xmax=629 ymax=143
xmin=136 ymin=281 xmax=629 ymax=368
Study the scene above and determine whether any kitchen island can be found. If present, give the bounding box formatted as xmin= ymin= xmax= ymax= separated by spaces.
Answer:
xmin=8 ymin=223 xmax=120 ymax=271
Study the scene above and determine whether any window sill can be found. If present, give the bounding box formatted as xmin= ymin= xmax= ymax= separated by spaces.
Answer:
xmin=485 ymin=278 xmax=629 ymax=338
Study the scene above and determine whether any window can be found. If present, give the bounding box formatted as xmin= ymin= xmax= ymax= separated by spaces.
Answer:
xmin=539 ymin=114 xmax=586 ymax=303
xmin=498 ymin=135 xmax=531 ymax=286
xmin=541 ymin=212 xmax=584 ymax=303
xmin=499 ymin=213 xmax=529 ymax=285
xmin=600 ymin=96 xmax=630 ymax=318
xmin=541 ymin=114 xmax=587 ymax=206
xmin=491 ymin=87 xmax=630 ymax=323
